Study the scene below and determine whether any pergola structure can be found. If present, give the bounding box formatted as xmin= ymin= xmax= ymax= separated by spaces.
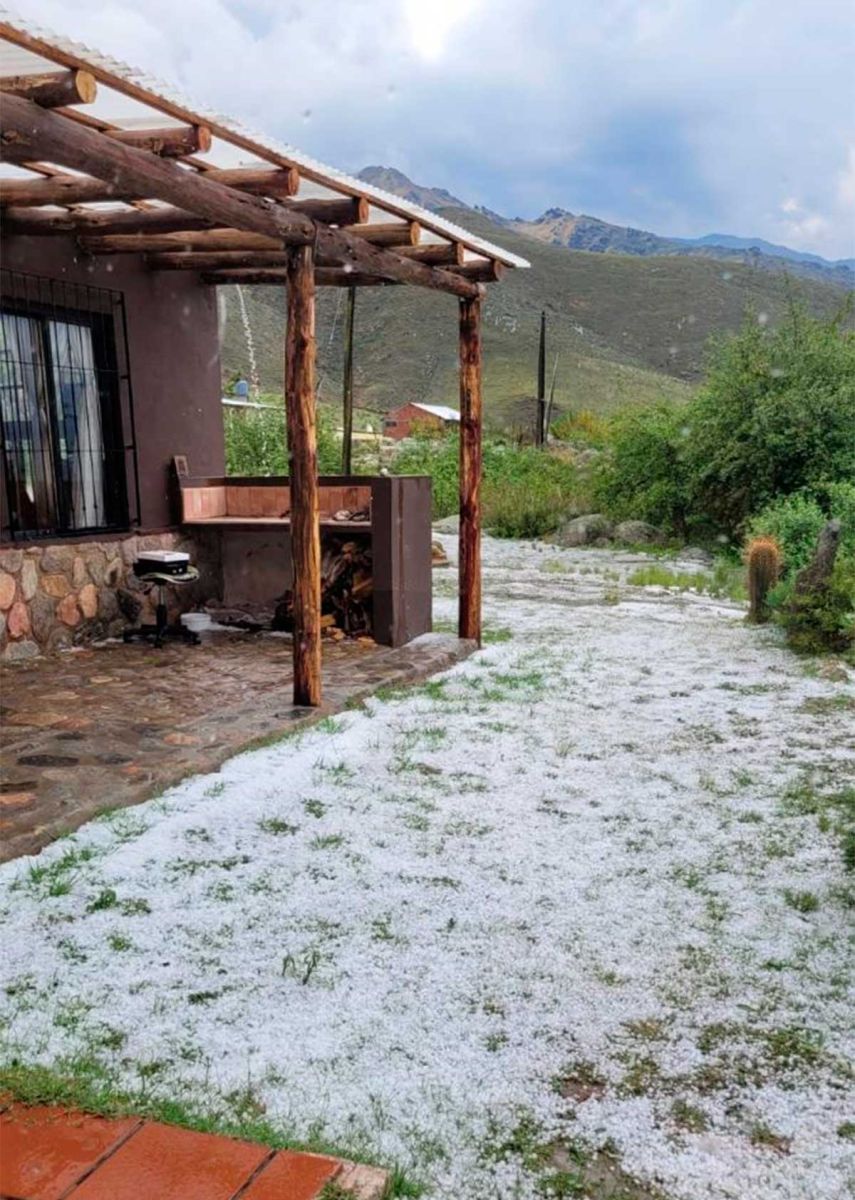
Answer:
xmin=0 ymin=13 xmax=527 ymax=706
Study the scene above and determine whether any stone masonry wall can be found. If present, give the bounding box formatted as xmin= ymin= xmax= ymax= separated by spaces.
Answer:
xmin=0 ymin=530 xmax=221 ymax=662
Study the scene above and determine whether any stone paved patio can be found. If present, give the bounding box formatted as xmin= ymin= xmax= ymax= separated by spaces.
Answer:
xmin=0 ymin=629 xmax=474 ymax=863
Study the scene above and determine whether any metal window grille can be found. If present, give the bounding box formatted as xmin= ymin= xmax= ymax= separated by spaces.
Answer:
xmin=0 ymin=269 xmax=140 ymax=541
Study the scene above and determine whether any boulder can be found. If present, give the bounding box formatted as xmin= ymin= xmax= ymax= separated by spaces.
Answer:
xmin=433 ymin=514 xmax=459 ymax=534
xmin=29 ymin=592 xmax=56 ymax=643
xmin=553 ymin=513 xmax=614 ymax=547
xmin=79 ymin=583 xmax=99 ymax=619
xmin=3 ymin=639 xmax=39 ymax=663
xmin=57 ymin=593 xmax=81 ymax=627
xmin=0 ymin=549 xmax=23 ymax=574
xmin=7 ymin=601 xmax=30 ymax=639
xmin=614 ymin=520 xmax=666 ymax=546
xmin=41 ymin=573 xmax=70 ymax=599
xmin=20 ymin=559 xmax=38 ymax=601
xmin=794 ymin=520 xmax=841 ymax=597
xmin=0 ymin=571 xmax=16 ymax=611
xmin=678 ymin=546 xmax=715 ymax=567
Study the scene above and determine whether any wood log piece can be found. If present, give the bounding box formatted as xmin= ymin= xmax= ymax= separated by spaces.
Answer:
xmin=458 ymin=295 xmax=483 ymax=645
xmin=196 ymin=166 xmax=299 ymax=197
xmin=1 ymin=205 xmax=217 ymax=236
xmin=146 ymin=250 xmax=291 ymax=270
xmin=453 ymin=259 xmax=506 ymax=283
xmin=345 ymin=221 xmax=420 ymax=247
xmin=285 ymin=243 xmax=322 ymax=707
xmin=397 ymin=242 xmax=465 ymax=266
xmin=107 ymin=124 xmax=212 ymax=157
xmin=199 ymin=269 xmax=394 ymax=287
xmin=83 ymin=230 xmax=282 ymax=254
xmin=0 ymin=69 xmax=97 ymax=108
xmin=285 ymin=195 xmax=368 ymax=225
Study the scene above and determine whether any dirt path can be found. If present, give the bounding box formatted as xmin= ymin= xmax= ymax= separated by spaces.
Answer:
xmin=1 ymin=538 xmax=853 ymax=1199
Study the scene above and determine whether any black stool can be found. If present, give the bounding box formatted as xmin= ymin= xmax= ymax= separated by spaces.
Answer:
xmin=123 ymin=566 xmax=201 ymax=647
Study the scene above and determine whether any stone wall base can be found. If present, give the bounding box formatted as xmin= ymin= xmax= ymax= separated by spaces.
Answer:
xmin=0 ymin=530 xmax=222 ymax=662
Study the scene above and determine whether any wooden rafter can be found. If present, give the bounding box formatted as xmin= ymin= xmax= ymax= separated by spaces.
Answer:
xmin=200 ymin=269 xmax=394 ymax=287
xmin=0 ymin=68 xmax=96 ymax=107
xmin=0 ymin=94 xmax=481 ymax=297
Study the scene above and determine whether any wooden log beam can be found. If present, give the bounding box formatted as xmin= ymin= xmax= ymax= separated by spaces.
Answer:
xmin=107 ymin=124 xmax=211 ymax=157
xmin=458 ymin=295 xmax=483 ymax=645
xmin=197 ymin=166 xmax=298 ymax=197
xmin=0 ymin=167 xmax=296 ymax=209
xmin=0 ymin=96 xmax=480 ymax=297
xmin=148 ymin=250 xmax=290 ymax=271
xmin=285 ymin=244 xmax=322 ymax=707
xmin=82 ymin=230 xmax=280 ymax=254
xmin=199 ymin=268 xmax=394 ymax=287
xmin=397 ymin=242 xmax=465 ymax=266
xmin=1 ymin=205 xmax=217 ymax=236
xmin=0 ymin=69 xmax=97 ymax=108
xmin=346 ymin=221 xmax=420 ymax=247
xmin=453 ymin=259 xmax=506 ymax=283
xmin=2 ymin=195 xmax=367 ymax=238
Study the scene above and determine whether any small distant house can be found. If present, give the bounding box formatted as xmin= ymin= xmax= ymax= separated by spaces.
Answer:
xmin=383 ymin=403 xmax=460 ymax=441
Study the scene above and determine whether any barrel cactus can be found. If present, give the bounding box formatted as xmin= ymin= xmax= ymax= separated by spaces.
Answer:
xmin=746 ymin=536 xmax=781 ymax=624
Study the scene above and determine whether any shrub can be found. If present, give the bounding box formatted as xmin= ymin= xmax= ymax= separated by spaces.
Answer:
xmin=684 ymin=305 xmax=855 ymax=536
xmin=771 ymin=556 xmax=855 ymax=654
xmin=594 ymin=402 xmax=691 ymax=534
xmin=391 ymin=432 xmax=584 ymax=535
xmin=552 ymin=408 xmax=611 ymax=448
xmin=748 ymin=484 xmax=855 ymax=575
xmin=224 ymin=402 xmax=339 ymax=476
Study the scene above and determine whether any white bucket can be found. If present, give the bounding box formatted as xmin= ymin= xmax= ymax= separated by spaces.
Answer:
xmin=180 ymin=612 xmax=213 ymax=632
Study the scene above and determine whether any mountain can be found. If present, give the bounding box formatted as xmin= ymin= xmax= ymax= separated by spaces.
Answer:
xmin=220 ymin=208 xmax=850 ymax=430
xmin=357 ymin=166 xmax=467 ymax=213
xmin=357 ymin=168 xmax=854 ymax=289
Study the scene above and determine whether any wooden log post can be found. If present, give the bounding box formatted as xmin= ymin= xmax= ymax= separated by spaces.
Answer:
xmin=285 ymin=244 xmax=322 ymax=707
xmin=458 ymin=295 xmax=483 ymax=645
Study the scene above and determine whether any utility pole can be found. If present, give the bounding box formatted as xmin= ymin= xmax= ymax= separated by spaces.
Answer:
xmin=536 ymin=309 xmax=546 ymax=447
xmin=341 ymin=286 xmax=355 ymax=474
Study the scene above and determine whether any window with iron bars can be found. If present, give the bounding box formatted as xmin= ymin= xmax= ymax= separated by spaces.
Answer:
xmin=0 ymin=270 xmax=140 ymax=541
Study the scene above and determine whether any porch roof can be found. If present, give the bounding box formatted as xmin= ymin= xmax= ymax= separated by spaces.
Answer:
xmin=0 ymin=7 xmax=528 ymax=293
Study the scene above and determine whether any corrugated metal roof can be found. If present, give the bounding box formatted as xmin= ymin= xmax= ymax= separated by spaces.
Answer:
xmin=0 ymin=5 xmax=529 ymax=270
xmin=412 ymin=403 xmax=460 ymax=422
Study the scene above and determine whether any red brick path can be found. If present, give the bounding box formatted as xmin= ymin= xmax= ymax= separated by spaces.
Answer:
xmin=0 ymin=1103 xmax=389 ymax=1199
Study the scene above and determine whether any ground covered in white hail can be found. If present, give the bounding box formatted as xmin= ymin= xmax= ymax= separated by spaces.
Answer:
xmin=1 ymin=536 xmax=854 ymax=1200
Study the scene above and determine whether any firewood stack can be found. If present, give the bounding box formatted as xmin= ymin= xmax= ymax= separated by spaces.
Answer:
xmin=274 ymin=536 xmax=373 ymax=639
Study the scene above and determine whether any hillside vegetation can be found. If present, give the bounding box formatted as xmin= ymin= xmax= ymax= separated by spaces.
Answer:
xmin=218 ymin=207 xmax=848 ymax=426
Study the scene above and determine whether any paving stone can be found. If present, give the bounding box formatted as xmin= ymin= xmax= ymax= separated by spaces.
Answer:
xmin=70 ymin=1122 xmax=269 ymax=1200
xmin=239 ymin=1149 xmax=341 ymax=1199
xmin=0 ymin=1104 xmax=140 ymax=1200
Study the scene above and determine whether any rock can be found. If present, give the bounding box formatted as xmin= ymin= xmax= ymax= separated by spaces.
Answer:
xmin=553 ymin=514 xmax=614 ymax=547
xmin=20 ymin=559 xmax=38 ymax=601
xmin=433 ymin=514 xmax=459 ymax=534
xmin=79 ymin=583 xmax=99 ymax=619
xmin=41 ymin=573 xmax=70 ymax=599
xmin=795 ymin=520 xmax=841 ymax=597
xmin=614 ymin=520 xmax=666 ymax=546
xmin=72 ymin=555 xmax=88 ymax=589
xmin=7 ymin=601 xmax=30 ymax=639
xmin=57 ymin=593 xmax=81 ymax=627
xmin=432 ymin=540 xmax=450 ymax=567
xmin=0 ymin=549 xmax=23 ymax=574
xmin=3 ymin=639 xmax=39 ymax=663
xmin=0 ymin=571 xmax=16 ymax=611
xmin=46 ymin=626 xmax=73 ymax=652
xmin=85 ymin=549 xmax=108 ymax=586
xmin=98 ymin=587 xmax=120 ymax=621
xmin=0 ymin=612 xmax=4 ymax=639
xmin=105 ymin=557 xmax=124 ymax=587
xmin=29 ymin=592 xmax=56 ymax=643
xmin=117 ymin=588 xmax=142 ymax=623
xmin=40 ymin=545 xmax=75 ymax=574
xmin=679 ymin=546 xmax=715 ymax=566
xmin=121 ymin=537 xmax=139 ymax=566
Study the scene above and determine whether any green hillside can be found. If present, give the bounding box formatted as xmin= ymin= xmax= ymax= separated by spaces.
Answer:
xmin=217 ymin=207 xmax=849 ymax=429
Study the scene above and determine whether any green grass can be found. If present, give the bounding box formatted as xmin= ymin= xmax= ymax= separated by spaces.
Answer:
xmin=627 ymin=560 xmax=746 ymax=602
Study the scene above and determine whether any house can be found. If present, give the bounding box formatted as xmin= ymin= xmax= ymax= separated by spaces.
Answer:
xmin=0 ymin=12 xmax=527 ymax=703
xmin=383 ymin=402 xmax=460 ymax=441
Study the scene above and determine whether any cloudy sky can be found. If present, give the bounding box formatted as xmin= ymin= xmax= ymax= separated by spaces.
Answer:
xmin=10 ymin=0 xmax=855 ymax=259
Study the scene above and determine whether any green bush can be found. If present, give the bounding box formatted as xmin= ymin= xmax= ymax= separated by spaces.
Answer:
xmin=594 ymin=402 xmax=691 ymax=534
xmin=391 ymin=432 xmax=584 ymax=536
xmin=596 ymin=306 xmax=855 ymax=543
xmin=224 ymin=402 xmax=340 ymax=476
xmin=770 ymin=557 xmax=855 ymax=654
xmin=748 ymin=484 xmax=855 ymax=575
xmin=684 ymin=305 xmax=855 ymax=536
